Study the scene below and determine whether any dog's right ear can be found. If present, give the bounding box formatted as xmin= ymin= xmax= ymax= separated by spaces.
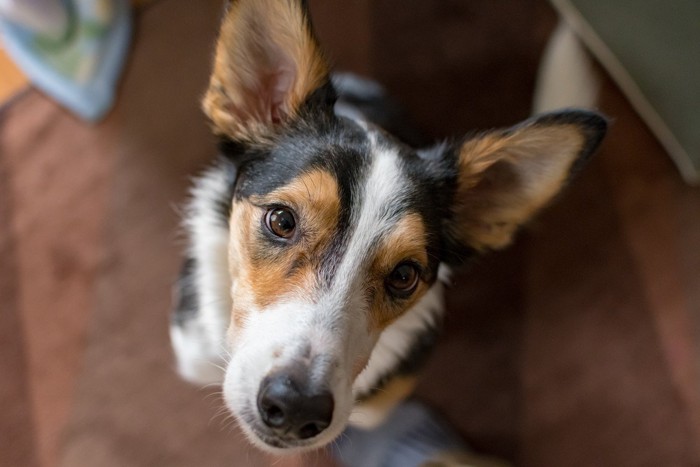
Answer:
xmin=203 ymin=0 xmax=330 ymax=141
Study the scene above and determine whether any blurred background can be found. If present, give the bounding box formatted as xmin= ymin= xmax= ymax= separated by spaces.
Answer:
xmin=1 ymin=0 xmax=698 ymax=466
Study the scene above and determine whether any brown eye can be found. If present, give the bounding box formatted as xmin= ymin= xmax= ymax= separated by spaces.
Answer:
xmin=386 ymin=262 xmax=420 ymax=296
xmin=265 ymin=207 xmax=296 ymax=238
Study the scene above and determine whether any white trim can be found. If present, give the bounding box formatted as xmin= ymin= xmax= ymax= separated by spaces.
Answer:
xmin=548 ymin=0 xmax=699 ymax=184
xmin=533 ymin=21 xmax=600 ymax=113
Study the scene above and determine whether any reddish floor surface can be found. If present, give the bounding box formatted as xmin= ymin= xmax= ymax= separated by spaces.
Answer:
xmin=1 ymin=1 xmax=698 ymax=466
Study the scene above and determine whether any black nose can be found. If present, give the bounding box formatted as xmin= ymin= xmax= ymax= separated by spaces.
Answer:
xmin=257 ymin=371 xmax=334 ymax=440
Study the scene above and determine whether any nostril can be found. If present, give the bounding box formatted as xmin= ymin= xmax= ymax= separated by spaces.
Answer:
xmin=298 ymin=422 xmax=322 ymax=440
xmin=258 ymin=374 xmax=301 ymax=430
xmin=294 ymin=390 xmax=334 ymax=439
xmin=262 ymin=403 xmax=285 ymax=427
xmin=309 ymin=391 xmax=334 ymax=426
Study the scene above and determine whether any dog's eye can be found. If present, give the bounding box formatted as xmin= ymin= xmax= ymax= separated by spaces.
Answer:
xmin=265 ymin=207 xmax=296 ymax=239
xmin=385 ymin=262 xmax=420 ymax=296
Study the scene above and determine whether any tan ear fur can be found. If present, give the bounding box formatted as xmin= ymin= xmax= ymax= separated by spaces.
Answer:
xmin=452 ymin=123 xmax=588 ymax=251
xmin=202 ymin=0 xmax=329 ymax=140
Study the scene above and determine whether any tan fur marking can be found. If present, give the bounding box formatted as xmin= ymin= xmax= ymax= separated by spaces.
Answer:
xmin=367 ymin=213 xmax=430 ymax=332
xmin=349 ymin=376 xmax=418 ymax=429
xmin=352 ymin=355 xmax=371 ymax=380
xmin=228 ymin=170 xmax=340 ymax=325
xmin=454 ymin=124 xmax=585 ymax=251
xmin=203 ymin=0 xmax=329 ymax=140
xmin=228 ymin=201 xmax=257 ymax=333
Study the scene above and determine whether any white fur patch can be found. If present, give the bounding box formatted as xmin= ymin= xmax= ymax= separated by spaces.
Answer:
xmin=325 ymin=140 xmax=409 ymax=309
xmin=170 ymin=320 xmax=225 ymax=384
xmin=223 ymin=298 xmax=356 ymax=452
xmin=349 ymin=264 xmax=449 ymax=428
xmin=352 ymin=275 xmax=446 ymax=396
xmin=172 ymin=161 xmax=234 ymax=385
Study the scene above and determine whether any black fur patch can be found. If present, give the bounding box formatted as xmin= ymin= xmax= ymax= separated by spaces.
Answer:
xmin=214 ymin=158 xmax=238 ymax=228
xmin=171 ymin=257 xmax=199 ymax=326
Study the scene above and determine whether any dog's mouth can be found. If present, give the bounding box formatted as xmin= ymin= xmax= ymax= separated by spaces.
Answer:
xmin=237 ymin=410 xmax=331 ymax=452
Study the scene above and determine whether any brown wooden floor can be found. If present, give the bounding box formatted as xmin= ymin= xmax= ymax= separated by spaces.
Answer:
xmin=1 ymin=1 xmax=699 ymax=466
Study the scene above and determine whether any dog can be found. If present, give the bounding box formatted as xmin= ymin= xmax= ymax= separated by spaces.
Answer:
xmin=170 ymin=0 xmax=607 ymax=455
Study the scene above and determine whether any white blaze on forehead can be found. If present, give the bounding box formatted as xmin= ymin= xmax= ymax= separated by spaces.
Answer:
xmin=323 ymin=136 xmax=409 ymax=313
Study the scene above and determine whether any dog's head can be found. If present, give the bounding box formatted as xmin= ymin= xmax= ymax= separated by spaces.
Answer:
xmin=203 ymin=0 xmax=606 ymax=453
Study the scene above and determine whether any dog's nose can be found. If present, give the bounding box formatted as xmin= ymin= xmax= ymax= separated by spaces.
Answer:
xmin=257 ymin=371 xmax=334 ymax=440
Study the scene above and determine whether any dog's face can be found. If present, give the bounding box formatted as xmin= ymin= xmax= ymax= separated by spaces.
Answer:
xmin=203 ymin=0 xmax=606 ymax=453
xmin=222 ymin=116 xmax=449 ymax=450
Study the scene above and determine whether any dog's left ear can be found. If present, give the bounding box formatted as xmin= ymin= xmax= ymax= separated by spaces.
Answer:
xmin=203 ymin=0 xmax=330 ymax=140
xmin=445 ymin=110 xmax=607 ymax=256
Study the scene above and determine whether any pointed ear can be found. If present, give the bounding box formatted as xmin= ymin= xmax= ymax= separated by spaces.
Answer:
xmin=447 ymin=110 xmax=607 ymax=254
xmin=202 ymin=0 xmax=331 ymax=140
